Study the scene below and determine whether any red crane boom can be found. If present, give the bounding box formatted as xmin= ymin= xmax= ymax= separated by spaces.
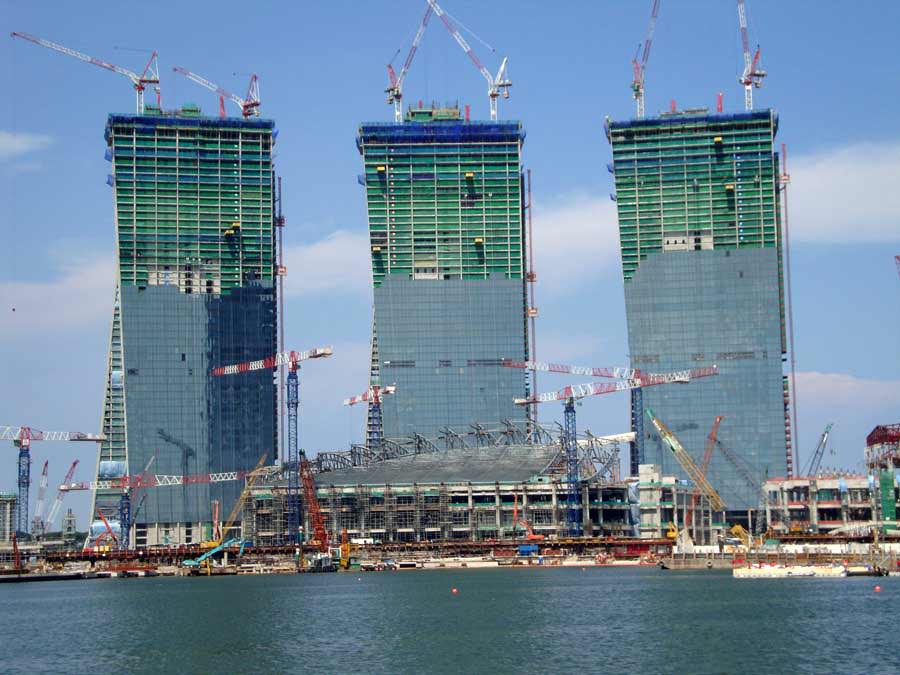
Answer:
xmin=300 ymin=455 xmax=329 ymax=552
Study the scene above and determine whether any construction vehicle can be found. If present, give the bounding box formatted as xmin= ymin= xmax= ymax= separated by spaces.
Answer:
xmin=339 ymin=529 xmax=352 ymax=570
xmin=85 ymin=510 xmax=119 ymax=553
xmin=645 ymin=409 xmax=726 ymax=515
xmin=44 ymin=460 xmax=79 ymax=534
xmin=1 ymin=426 xmax=102 ymax=534
xmin=512 ymin=493 xmax=545 ymax=542
xmin=10 ymin=31 xmax=159 ymax=113
xmin=300 ymin=453 xmax=329 ymax=552
xmin=803 ymin=423 xmax=835 ymax=477
xmin=183 ymin=538 xmax=240 ymax=573
xmin=682 ymin=417 xmax=725 ymax=544
xmin=727 ymin=524 xmax=763 ymax=550
xmin=200 ymin=453 xmax=268 ymax=551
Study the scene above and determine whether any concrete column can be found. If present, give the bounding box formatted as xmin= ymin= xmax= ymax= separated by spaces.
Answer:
xmin=467 ymin=485 xmax=473 ymax=538
xmin=809 ymin=481 xmax=818 ymax=532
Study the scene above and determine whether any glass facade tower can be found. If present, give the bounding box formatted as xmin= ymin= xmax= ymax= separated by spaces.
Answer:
xmin=608 ymin=110 xmax=791 ymax=510
xmin=357 ymin=106 xmax=529 ymax=440
xmin=92 ymin=106 xmax=277 ymax=545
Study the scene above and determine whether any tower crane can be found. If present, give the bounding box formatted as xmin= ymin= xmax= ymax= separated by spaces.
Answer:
xmin=60 ymin=465 xmax=257 ymax=493
xmin=44 ymin=460 xmax=79 ymax=533
xmin=65 ymin=459 xmax=264 ymax=550
xmin=31 ymin=461 xmax=49 ymax=537
xmin=426 ymin=0 xmax=511 ymax=121
xmin=803 ymin=423 xmax=834 ymax=477
xmin=1 ymin=426 xmax=103 ymax=535
xmin=386 ymin=2 xmax=435 ymax=122
xmin=211 ymin=346 xmax=333 ymax=544
xmin=736 ymin=0 xmax=766 ymax=111
xmin=631 ymin=0 xmax=660 ymax=119
xmin=10 ymin=32 xmax=159 ymax=113
xmin=645 ymin=408 xmax=726 ymax=513
xmin=507 ymin=363 xmax=719 ymax=536
xmin=172 ymin=66 xmax=260 ymax=118
xmin=344 ymin=384 xmax=397 ymax=449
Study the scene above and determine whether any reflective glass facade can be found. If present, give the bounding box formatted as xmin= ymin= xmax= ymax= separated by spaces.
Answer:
xmin=625 ymin=249 xmax=787 ymax=508
xmin=374 ymin=275 xmax=527 ymax=438
xmin=358 ymin=109 xmax=528 ymax=438
xmin=609 ymin=110 xmax=789 ymax=509
xmin=93 ymin=110 xmax=277 ymax=542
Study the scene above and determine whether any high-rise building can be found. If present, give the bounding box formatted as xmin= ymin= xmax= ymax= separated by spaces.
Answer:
xmin=357 ymin=106 xmax=529 ymax=441
xmin=608 ymin=109 xmax=790 ymax=510
xmin=92 ymin=105 xmax=278 ymax=546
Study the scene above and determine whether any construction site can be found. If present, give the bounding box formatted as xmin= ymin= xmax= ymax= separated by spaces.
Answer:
xmin=2 ymin=1 xmax=900 ymax=581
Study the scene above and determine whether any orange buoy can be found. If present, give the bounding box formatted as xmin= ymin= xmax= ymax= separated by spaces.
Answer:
xmin=451 ymin=587 xmax=459 ymax=594
xmin=875 ymin=585 xmax=882 ymax=593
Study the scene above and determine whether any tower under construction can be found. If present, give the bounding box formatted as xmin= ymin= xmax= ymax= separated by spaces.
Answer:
xmin=92 ymin=104 xmax=278 ymax=546
xmin=608 ymin=109 xmax=790 ymax=510
xmin=357 ymin=105 xmax=529 ymax=440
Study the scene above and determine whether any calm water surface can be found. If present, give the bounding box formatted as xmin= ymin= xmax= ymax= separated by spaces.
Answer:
xmin=0 ymin=567 xmax=895 ymax=674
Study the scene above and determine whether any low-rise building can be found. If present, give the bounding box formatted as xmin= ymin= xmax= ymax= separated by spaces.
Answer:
xmin=243 ymin=444 xmax=634 ymax=546
xmin=637 ymin=464 xmax=725 ymax=544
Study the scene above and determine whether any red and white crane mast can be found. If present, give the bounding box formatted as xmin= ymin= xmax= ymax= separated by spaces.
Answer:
xmin=10 ymin=31 xmax=159 ymax=113
xmin=736 ymin=0 xmax=766 ymax=111
xmin=631 ymin=0 xmax=660 ymax=119
xmin=344 ymin=385 xmax=397 ymax=448
xmin=387 ymin=3 xmax=435 ymax=122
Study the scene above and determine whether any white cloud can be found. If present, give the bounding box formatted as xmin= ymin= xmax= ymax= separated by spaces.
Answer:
xmin=790 ymin=141 xmax=900 ymax=242
xmin=532 ymin=193 xmax=621 ymax=296
xmin=0 ymin=131 xmax=53 ymax=161
xmin=283 ymin=230 xmax=371 ymax=297
xmin=0 ymin=256 xmax=115 ymax=337
xmin=796 ymin=371 xmax=900 ymax=411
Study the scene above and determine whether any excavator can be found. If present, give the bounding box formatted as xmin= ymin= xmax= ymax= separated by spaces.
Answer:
xmin=512 ymin=493 xmax=545 ymax=542
xmin=84 ymin=509 xmax=119 ymax=553
xmin=726 ymin=523 xmax=763 ymax=551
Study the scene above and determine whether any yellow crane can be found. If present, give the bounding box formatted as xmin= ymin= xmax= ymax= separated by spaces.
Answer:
xmin=646 ymin=408 xmax=726 ymax=513
xmin=200 ymin=453 xmax=268 ymax=551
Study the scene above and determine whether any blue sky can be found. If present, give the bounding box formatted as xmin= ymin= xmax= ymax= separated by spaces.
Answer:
xmin=2 ymin=1 xmax=899 ymax=527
